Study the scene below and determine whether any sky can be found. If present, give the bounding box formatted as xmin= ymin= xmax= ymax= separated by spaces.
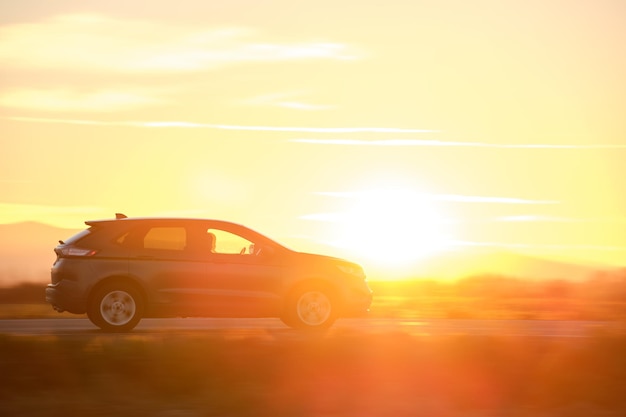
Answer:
xmin=1 ymin=0 xmax=625 ymax=279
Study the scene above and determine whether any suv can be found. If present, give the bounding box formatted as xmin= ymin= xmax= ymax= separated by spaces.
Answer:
xmin=46 ymin=214 xmax=372 ymax=331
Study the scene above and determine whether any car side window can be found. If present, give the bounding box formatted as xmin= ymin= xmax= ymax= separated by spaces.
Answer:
xmin=143 ymin=227 xmax=187 ymax=251
xmin=207 ymin=229 xmax=254 ymax=255
xmin=115 ymin=231 xmax=131 ymax=246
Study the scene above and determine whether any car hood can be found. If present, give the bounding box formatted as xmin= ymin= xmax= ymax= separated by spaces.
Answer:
xmin=293 ymin=251 xmax=361 ymax=269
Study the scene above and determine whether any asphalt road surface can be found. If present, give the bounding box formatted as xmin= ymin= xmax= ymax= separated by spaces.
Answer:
xmin=0 ymin=317 xmax=619 ymax=337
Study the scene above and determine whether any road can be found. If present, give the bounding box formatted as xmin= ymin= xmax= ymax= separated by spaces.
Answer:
xmin=0 ymin=317 xmax=619 ymax=337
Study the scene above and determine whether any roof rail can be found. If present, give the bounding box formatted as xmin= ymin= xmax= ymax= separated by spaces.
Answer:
xmin=115 ymin=213 xmax=128 ymax=219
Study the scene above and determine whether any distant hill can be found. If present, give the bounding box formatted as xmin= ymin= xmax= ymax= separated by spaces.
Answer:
xmin=410 ymin=249 xmax=609 ymax=282
xmin=0 ymin=222 xmax=81 ymax=286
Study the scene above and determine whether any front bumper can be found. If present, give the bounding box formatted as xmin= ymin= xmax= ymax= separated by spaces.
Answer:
xmin=342 ymin=286 xmax=373 ymax=317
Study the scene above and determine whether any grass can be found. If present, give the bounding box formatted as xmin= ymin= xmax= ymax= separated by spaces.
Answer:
xmin=3 ymin=279 xmax=626 ymax=415
xmin=0 ymin=303 xmax=76 ymax=319
xmin=367 ymin=277 xmax=626 ymax=321
xmin=2 ymin=331 xmax=626 ymax=416
xmin=370 ymin=294 xmax=626 ymax=321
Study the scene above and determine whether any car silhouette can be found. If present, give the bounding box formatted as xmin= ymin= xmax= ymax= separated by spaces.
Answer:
xmin=45 ymin=214 xmax=372 ymax=331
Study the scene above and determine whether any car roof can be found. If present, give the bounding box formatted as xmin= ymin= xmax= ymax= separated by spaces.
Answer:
xmin=82 ymin=214 xmax=290 ymax=250
xmin=85 ymin=217 xmax=239 ymax=227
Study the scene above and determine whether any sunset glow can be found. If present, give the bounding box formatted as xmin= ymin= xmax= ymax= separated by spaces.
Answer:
xmin=1 ymin=0 xmax=625 ymax=280
xmin=304 ymin=188 xmax=452 ymax=267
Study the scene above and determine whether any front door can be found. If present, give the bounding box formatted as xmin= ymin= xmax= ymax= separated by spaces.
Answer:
xmin=198 ymin=227 xmax=284 ymax=317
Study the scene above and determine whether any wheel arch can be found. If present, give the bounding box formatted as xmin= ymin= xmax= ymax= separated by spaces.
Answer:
xmin=87 ymin=275 xmax=148 ymax=308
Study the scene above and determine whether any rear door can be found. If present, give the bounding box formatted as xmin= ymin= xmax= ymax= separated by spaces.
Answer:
xmin=127 ymin=221 xmax=207 ymax=316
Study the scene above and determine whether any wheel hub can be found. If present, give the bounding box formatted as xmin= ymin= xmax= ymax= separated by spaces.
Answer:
xmin=111 ymin=301 xmax=125 ymax=314
xmin=307 ymin=302 xmax=320 ymax=312
xmin=297 ymin=291 xmax=331 ymax=326
xmin=101 ymin=290 xmax=136 ymax=326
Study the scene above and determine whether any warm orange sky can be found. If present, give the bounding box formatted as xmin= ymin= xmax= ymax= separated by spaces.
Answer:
xmin=1 ymin=0 xmax=625 ymax=278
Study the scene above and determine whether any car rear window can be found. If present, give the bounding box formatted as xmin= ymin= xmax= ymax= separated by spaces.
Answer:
xmin=63 ymin=222 xmax=129 ymax=248
xmin=62 ymin=228 xmax=93 ymax=245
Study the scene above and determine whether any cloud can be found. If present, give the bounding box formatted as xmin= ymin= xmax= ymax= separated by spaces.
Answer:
xmin=495 ymin=215 xmax=626 ymax=223
xmin=431 ymin=194 xmax=558 ymax=205
xmin=241 ymin=92 xmax=335 ymax=111
xmin=123 ymin=122 xmax=435 ymax=133
xmin=452 ymin=240 xmax=626 ymax=253
xmin=277 ymin=102 xmax=335 ymax=111
xmin=6 ymin=116 xmax=436 ymax=133
xmin=315 ymin=191 xmax=557 ymax=205
xmin=0 ymin=14 xmax=359 ymax=73
xmin=0 ymin=88 xmax=167 ymax=112
xmin=299 ymin=213 xmax=346 ymax=222
xmin=291 ymin=138 xmax=626 ymax=149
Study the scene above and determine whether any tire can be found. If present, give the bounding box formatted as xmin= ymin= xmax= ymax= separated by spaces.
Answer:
xmin=282 ymin=286 xmax=337 ymax=330
xmin=88 ymin=283 xmax=143 ymax=332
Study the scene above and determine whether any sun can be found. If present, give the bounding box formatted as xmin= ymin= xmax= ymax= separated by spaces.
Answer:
xmin=330 ymin=188 xmax=452 ymax=270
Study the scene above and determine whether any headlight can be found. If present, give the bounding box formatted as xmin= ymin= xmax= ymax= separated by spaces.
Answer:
xmin=337 ymin=264 xmax=365 ymax=279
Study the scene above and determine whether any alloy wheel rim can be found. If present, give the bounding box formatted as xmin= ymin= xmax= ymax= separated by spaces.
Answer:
xmin=296 ymin=291 xmax=331 ymax=326
xmin=100 ymin=290 xmax=136 ymax=326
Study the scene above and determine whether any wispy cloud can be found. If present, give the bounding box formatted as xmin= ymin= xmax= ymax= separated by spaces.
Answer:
xmin=496 ymin=215 xmax=561 ymax=222
xmin=303 ymin=207 xmax=626 ymax=225
xmin=452 ymin=240 xmax=626 ymax=253
xmin=241 ymin=91 xmax=335 ymax=111
xmin=0 ymin=88 xmax=167 ymax=112
xmin=299 ymin=213 xmax=345 ymax=222
xmin=0 ymin=14 xmax=359 ymax=73
xmin=6 ymin=116 xmax=435 ymax=133
xmin=315 ymin=191 xmax=558 ymax=205
xmin=431 ymin=195 xmax=558 ymax=205
xmin=137 ymin=123 xmax=434 ymax=133
xmin=278 ymin=102 xmax=335 ymax=111
xmin=291 ymin=138 xmax=626 ymax=149
xmin=495 ymin=215 xmax=626 ymax=223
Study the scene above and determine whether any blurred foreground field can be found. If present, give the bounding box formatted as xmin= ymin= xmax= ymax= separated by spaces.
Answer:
xmin=2 ymin=277 xmax=626 ymax=416
xmin=368 ymin=277 xmax=626 ymax=321
xmin=2 ymin=331 xmax=626 ymax=416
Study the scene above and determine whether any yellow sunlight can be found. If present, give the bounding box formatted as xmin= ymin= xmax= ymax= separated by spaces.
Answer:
xmin=330 ymin=188 xmax=452 ymax=270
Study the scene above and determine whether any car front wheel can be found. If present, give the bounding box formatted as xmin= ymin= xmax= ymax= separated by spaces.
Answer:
xmin=282 ymin=287 xmax=337 ymax=330
xmin=88 ymin=283 xmax=143 ymax=332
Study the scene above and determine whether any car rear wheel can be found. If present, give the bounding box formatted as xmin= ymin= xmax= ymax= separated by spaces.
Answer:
xmin=282 ymin=287 xmax=337 ymax=330
xmin=88 ymin=283 xmax=143 ymax=332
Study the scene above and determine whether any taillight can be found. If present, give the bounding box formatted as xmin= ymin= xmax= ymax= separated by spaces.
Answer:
xmin=58 ymin=247 xmax=98 ymax=257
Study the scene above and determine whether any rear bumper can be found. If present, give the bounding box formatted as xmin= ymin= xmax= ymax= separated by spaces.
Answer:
xmin=45 ymin=281 xmax=87 ymax=314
